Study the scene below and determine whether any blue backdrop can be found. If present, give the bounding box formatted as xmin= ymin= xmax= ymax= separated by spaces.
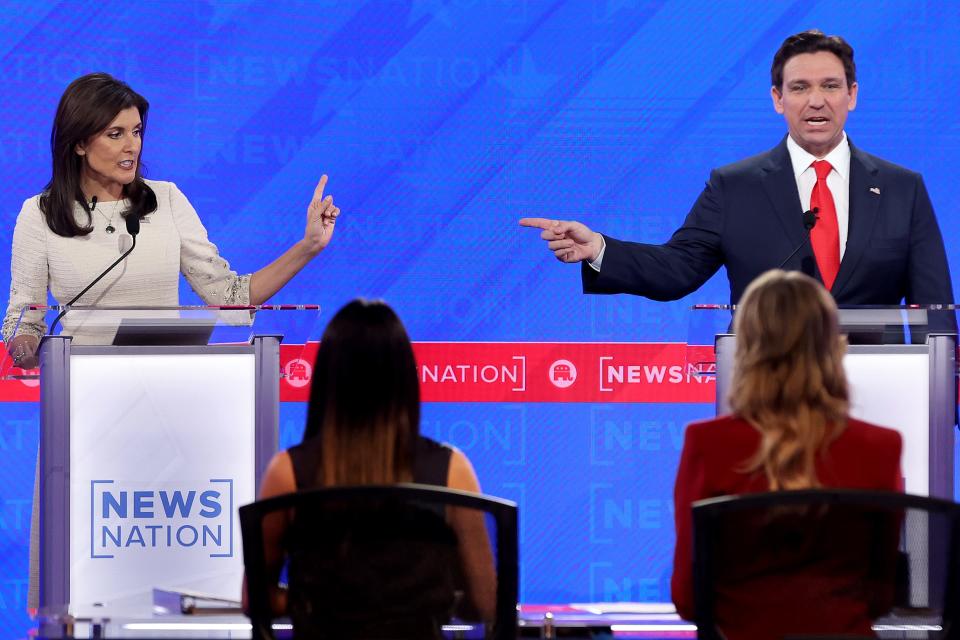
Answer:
xmin=1 ymin=1 xmax=959 ymax=637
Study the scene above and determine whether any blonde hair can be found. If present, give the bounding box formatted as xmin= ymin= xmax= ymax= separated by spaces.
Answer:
xmin=729 ymin=270 xmax=849 ymax=490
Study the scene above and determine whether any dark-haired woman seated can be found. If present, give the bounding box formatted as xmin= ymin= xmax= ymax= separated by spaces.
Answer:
xmin=249 ymin=299 xmax=496 ymax=633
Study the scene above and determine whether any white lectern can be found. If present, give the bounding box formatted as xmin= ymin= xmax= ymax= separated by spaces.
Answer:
xmin=20 ymin=304 xmax=321 ymax=617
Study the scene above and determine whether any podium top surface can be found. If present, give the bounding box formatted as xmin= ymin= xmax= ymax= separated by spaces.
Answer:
xmin=2 ymin=304 xmax=324 ymax=380
xmin=693 ymin=303 xmax=960 ymax=311
xmin=690 ymin=304 xmax=958 ymax=345
xmin=690 ymin=304 xmax=958 ymax=327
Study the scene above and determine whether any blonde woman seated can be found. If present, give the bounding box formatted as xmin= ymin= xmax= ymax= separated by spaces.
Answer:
xmin=671 ymin=270 xmax=902 ymax=638
xmin=248 ymin=299 xmax=496 ymax=633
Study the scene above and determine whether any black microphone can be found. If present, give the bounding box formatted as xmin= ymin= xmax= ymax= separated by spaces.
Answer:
xmin=776 ymin=208 xmax=818 ymax=270
xmin=48 ymin=213 xmax=140 ymax=336
xmin=125 ymin=212 xmax=140 ymax=236
xmin=90 ymin=195 xmax=98 ymax=211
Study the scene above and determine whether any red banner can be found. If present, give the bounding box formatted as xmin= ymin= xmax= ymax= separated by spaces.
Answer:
xmin=279 ymin=342 xmax=716 ymax=403
xmin=0 ymin=342 xmax=718 ymax=404
xmin=0 ymin=371 xmax=39 ymax=402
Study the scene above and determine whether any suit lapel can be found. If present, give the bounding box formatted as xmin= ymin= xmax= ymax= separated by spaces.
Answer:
xmin=760 ymin=138 xmax=807 ymax=251
xmin=831 ymin=143 xmax=881 ymax=297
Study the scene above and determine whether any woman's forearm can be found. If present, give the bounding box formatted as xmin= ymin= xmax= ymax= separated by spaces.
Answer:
xmin=247 ymin=175 xmax=339 ymax=305
xmin=249 ymin=240 xmax=320 ymax=305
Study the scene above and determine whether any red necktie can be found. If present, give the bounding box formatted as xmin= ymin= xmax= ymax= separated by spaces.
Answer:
xmin=809 ymin=160 xmax=840 ymax=290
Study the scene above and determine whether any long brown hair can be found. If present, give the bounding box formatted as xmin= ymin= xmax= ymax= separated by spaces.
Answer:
xmin=303 ymin=299 xmax=419 ymax=486
xmin=40 ymin=73 xmax=157 ymax=237
xmin=729 ymin=270 xmax=849 ymax=490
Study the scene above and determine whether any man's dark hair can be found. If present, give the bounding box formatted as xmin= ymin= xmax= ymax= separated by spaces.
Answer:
xmin=771 ymin=30 xmax=856 ymax=90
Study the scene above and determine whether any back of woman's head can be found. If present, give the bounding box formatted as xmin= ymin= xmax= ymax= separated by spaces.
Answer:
xmin=42 ymin=72 xmax=156 ymax=237
xmin=304 ymin=299 xmax=419 ymax=486
xmin=729 ymin=270 xmax=848 ymax=489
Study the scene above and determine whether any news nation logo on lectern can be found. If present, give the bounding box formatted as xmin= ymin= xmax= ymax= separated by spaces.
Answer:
xmin=89 ymin=479 xmax=234 ymax=559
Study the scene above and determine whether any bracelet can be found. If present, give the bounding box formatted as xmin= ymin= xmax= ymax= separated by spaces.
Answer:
xmin=11 ymin=341 xmax=31 ymax=366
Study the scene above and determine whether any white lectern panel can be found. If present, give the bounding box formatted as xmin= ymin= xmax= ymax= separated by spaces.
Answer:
xmin=844 ymin=352 xmax=929 ymax=495
xmin=68 ymin=352 xmax=256 ymax=610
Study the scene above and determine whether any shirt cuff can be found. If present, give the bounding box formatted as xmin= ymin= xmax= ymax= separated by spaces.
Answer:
xmin=588 ymin=235 xmax=606 ymax=272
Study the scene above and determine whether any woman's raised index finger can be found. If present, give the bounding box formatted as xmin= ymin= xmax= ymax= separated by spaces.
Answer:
xmin=313 ymin=174 xmax=329 ymax=201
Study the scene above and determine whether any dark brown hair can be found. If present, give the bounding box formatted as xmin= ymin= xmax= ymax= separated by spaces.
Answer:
xmin=303 ymin=299 xmax=420 ymax=486
xmin=771 ymin=30 xmax=856 ymax=90
xmin=40 ymin=73 xmax=157 ymax=237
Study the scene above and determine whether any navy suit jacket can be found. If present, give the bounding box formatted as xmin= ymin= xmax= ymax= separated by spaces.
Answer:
xmin=583 ymin=137 xmax=954 ymax=305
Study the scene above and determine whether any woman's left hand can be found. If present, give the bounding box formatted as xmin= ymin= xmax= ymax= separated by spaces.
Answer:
xmin=304 ymin=174 xmax=340 ymax=254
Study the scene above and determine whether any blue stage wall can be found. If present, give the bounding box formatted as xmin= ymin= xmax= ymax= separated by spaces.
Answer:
xmin=1 ymin=1 xmax=959 ymax=637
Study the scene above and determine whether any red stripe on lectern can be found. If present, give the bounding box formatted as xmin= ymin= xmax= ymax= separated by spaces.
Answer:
xmin=0 ymin=342 xmax=718 ymax=404
xmin=280 ymin=342 xmax=717 ymax=403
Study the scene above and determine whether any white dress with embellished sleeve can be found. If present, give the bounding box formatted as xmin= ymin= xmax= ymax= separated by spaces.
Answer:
xmin=13 ymin=179 xmax=254 ymax=610
xmin=2 ymin=179 xmax=251 ymax=344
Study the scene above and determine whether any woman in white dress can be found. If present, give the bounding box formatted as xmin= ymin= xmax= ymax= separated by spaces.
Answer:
xmin=3 ymin=72 xmax=341 ymax=365
xmin=3 ymin=72 xmax=342 ymax=611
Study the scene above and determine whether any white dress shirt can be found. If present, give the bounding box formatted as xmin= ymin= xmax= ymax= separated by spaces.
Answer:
xmin=589 ymin=132 xmax=853 ymax=270
xmin=786 ymin=132 xmax=851 ymax=260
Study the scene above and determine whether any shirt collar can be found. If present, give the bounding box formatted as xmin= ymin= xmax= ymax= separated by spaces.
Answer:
xmin=786 ymin=132 xmax=850 ymax=181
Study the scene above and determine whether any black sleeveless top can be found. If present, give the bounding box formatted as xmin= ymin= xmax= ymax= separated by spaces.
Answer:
xmin=283 ymin=436 xmax=459 ymax=638
xmin=287 ymin=435 xmax=453 ymax=489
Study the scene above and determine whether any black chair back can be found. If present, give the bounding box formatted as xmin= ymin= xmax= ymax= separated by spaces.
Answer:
xmin=692 ymin=489 xmax=960 ymax=640
xmin=241 ymin=483 xmax=518 ymax=640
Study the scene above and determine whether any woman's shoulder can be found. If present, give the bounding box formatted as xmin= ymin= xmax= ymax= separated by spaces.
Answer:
xmin=142 ymin=178 xmax=176 ymax=191
xmin=443 ymin=444 xmax=482 ymax=494
xmin=15 ymin=194 xmax=46 ymax=227
xmin=22 ymin=192 xmax=43 ymax=206
xmin=824 ymin=418 xmax=902 ymax=487
xmin=684 ymin=414 xmax=756 ymax=442
xmin=679 ymin=416 xmax=760 ymax=469
xmin=283 ymin=438 xmax=322 ymax=491
xmin=141 ymin=178 xmax=179 ymax=202
xmin=415 ymin=436 xmax=455 ymax=486
xmin=286 ymin=437 xmax=319 ymax=468
xmin=139 ymin=180 xmax=196 ymax=222
xmin=19 ymin=193 xmax=43 ymax=214
xmin=417 ymin=435 xmax=454 ymax=456
xmin=840 ymin=417 xmax=902 ymax=449
xmin=418 ymin=435 xmax=461 ymax=466
xmin=259 ymin=449 xmax=296 ymax=499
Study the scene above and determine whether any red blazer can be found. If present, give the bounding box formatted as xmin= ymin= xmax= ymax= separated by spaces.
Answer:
xmin=671 ymin=415 xmax=902 ymax=639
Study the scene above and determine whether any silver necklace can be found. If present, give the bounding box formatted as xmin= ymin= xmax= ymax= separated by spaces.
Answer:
xmin=91 ymin=197 xmax=119 ymax=234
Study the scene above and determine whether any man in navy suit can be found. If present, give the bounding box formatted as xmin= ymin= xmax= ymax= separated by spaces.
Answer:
xmin=520 ymin=30 xmax=953 ymax=306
